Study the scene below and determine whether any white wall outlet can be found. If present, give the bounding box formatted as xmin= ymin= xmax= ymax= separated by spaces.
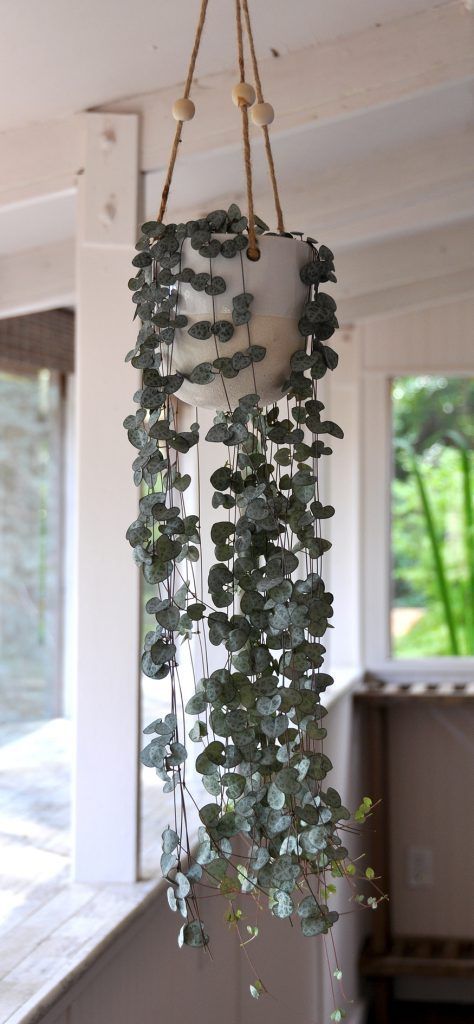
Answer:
xmin=407 ymin=846 xmax=434 ymax=887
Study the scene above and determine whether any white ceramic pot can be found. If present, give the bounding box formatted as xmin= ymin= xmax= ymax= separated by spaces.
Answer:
xmin=171 ymin=234 xmax=308 ymax=409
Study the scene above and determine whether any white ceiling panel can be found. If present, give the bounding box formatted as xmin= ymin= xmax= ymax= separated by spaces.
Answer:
xmin=144 ymin=79 xmax=474 ymax=242
xmin=0 ymin=0 xmax=447 ymax=131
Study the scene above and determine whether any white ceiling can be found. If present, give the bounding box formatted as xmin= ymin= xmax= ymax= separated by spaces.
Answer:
xmin=2 ymin=76 xmax=472 ymax=258
xmin=0 ymin=0 xmax=472 ymax=276
xmin=0 ymin=0 xmax=445 ymax=132
xmin=0 ymin=192 xmax=76 ymax=258
xmin=144 ymin=78 xmax=474 ymax=243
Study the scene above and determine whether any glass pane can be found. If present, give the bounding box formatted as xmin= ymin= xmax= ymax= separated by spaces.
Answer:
xmin=0 ymin=368 xmax=63 ymax=731
xmin=391 ymin=375 xmax=474 ymax=658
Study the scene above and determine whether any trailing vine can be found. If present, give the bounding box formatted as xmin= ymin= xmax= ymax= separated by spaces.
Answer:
xmin=125 ymin=206 xmax=381 ymax=1013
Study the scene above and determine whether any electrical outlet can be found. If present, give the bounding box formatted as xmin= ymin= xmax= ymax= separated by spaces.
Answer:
xmin=407 ymin=846 xmax=434 ymax=887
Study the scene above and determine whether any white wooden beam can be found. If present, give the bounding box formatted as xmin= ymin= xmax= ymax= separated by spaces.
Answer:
xmin=2 ymin=214 xmax=472 ymax=329
xmin=0 ymin=4 xmax=472 ymax=208
xmin=337 ymin=219 xmax=474 ymax=298
xmin=73 ymin=111 xmax=140 ymax=884
xmin=2 ymin=215 xmax=472 ymax=328
xmin=104 ymin=3 xmax=474 ymax=173
xmin=338 ymin=268 xmax=474 ymax=323
xmin=336 ymin=218 xmax=474 ymax=321
xmin=326 ymin=328 xmax=363 ymax=669
xmin=305 ymin=129 xmax=474 ymax=248
xmin=0 ymin=116 xmax=84 ymax=207
xmin=147 ymin=126 xmax=474 ymax=249
xmin=0 ymin=239 xmax=75 ymax=319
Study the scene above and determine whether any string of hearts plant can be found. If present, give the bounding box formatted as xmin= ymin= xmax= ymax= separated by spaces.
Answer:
xmin=124 ymin=1 xmax=383 ymax=1018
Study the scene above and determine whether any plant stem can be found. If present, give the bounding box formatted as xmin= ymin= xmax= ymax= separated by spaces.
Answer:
xmin=412 ymin=455 xmax=460 ymax=655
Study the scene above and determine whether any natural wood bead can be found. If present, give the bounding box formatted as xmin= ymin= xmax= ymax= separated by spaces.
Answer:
xmin=172 ymin=98 xmax=195 ymax=122
xmin=251 ymin=101 xmax=274 ymax=126
xmin=231 ymin=82 xmax=256 ymax=107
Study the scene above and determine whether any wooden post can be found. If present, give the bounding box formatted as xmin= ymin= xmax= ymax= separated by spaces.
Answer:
xmin=73 ymin=112 xmax=140 ymax=882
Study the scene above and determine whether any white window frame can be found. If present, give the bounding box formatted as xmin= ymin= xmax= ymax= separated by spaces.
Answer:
xmin=73 ymin=112 xmax=141 ymax=883
xmin=359 ymin=296 xmax=474 ymax=680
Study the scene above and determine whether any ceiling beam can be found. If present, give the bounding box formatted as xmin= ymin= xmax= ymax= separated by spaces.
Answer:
xmin=0 ymin=3 xmax=473 ymax=208
xmin=337 ymin=218 xmax=474 ymax=299
xmin=104 ymin=2 xmax=474 ymax=173
xmin=338 ymin=267 xmax=474 ymax=323
xmin=336 ymin=218 xmax=474 ymax=321
xmin=0 ymin=116 xmax=84 ymax=208
xmin=0 ymin=239 xmax=75 ymax=319
xmin=5 ymin=215 xmax=473 ymax=326
xmin=146 ymin=126 xmax=474 ymax=248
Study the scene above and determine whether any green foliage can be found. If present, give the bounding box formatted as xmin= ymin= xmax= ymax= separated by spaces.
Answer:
xmin=125 ymin=208 xmax=375 ymax=1019
xmin=249 ymin=980 xmax=264 ymax=999
xmin=392 ymin=376 xmax=474 ymax=656
xmin=354 ymin=796 xmax=373 ymax=823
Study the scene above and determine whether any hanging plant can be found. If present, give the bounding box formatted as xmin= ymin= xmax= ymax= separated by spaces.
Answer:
xmin=124 ymin=0 xmax=382 ymax=1015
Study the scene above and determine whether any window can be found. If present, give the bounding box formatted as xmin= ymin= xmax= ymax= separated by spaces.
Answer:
xmin=391 ymin=376 xmax=474 ymax=658
xmin=0 ymin=312 xmax=74 ymax=939
xmin=0 ymin=368 xmax=64 ymax=733
xmin=361 ymin=299 xmax=474 ymax=671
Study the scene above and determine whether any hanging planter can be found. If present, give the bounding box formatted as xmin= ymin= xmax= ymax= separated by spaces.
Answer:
xmin=125 ymin=0 xmax=381 ymax=1016
xmin=171 ymin=230 xmax=309 ymax=409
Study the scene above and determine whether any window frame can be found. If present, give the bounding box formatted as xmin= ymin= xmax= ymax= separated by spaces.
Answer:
xmin=360 ymin=299 xmax=474 ymax=680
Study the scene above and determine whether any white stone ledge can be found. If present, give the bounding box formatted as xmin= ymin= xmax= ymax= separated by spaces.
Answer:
xmin=2 ymin=877 xmax=162 ymax=1024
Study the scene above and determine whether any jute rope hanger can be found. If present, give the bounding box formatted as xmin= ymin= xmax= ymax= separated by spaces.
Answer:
xmin=157 ymin=0 xmax=209 ymax=223
xmin=240 ymin=0 xmax=285 ymax=236
xmin=235 ymin=0 xmax=258 ymax=258
xmin=157 ymin=0 xmax=286 ymax=258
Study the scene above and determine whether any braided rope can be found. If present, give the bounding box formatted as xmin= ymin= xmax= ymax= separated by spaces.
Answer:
xmin=157 ymin=0 xmax=209 ymax=221
xmin=235 ymin=0 xmax=259 ymax=259
xmin=156 ymin=0 xmax=284 ymax=251
xmin=241 ymin=0 xmax=285 ymax=233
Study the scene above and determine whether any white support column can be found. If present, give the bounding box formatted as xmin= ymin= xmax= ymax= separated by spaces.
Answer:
xmin=73 ymin=112 xmax=140 ymax=882
xmin=326 ymin=327 xmax=363 ymax=669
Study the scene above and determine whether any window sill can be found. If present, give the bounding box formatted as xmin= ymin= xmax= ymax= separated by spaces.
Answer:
xmin=1 ymin=876 xmax=164 ymax=1024
xmin=0 ymin=719 xmax=170 ymax=1024
xmin=0 ymin=669 xmax=361 ymax=1024
xmin=366 ymin=657 xmax=474 ymax=683
xmin=325 ymin=665 xmax=362 ymax=709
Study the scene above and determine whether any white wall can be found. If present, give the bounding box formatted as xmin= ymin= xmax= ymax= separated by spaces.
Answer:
xmin=389 ymin=702 xmax=474 ymax=938
xmin=388 ymin=700 xmax=474 ymax=1005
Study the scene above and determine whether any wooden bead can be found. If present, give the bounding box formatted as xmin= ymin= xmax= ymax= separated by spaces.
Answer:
xmin=231 ymin=82 xmax=256 ymax=108
xmin=251 ymin=101 xmax=274 ymax=126
xmin=172 ymin=98 xmax=195 ymax=122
